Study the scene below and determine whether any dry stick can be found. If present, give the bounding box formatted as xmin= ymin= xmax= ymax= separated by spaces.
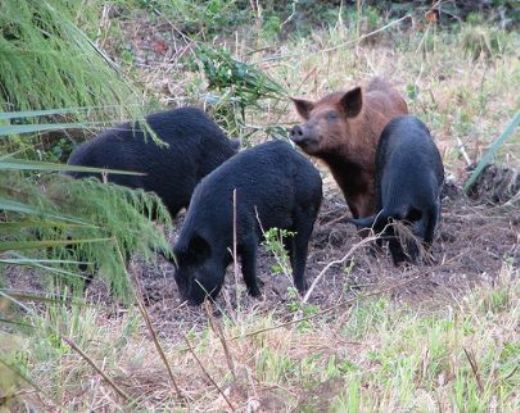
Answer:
xmin=61 ymin=336 xmax=130 ymax=402
xmin=302 ymin=234 xmax=380 ymax=304
xmin=183 ymin=335 xmax=235 ymax=412
xmin=176 ymin=249 xmax=467 ymax=353
xmin=205 ymin=302 xmax=237 ymax=380
xmin=232 ymin=188 xmax=240 ymax=317
xmin=115 ymin=243 xmax=185 ymax=402
xmin=463 ymin=347 xmax=484 ymax=393
xmin=503 ymin=365 xmax=519 ymax=381
xmin=320 ymin=212 xmax=351 ymax=229
xmin=135 ymin=297 xmax=185 ymax=400
xmin=456 ymin=136 xmax=472 ymax=166
xmin=293 ymin=66 xmax=318 ymax=95
xmin=415 ymin=22 xmax=431 ymax=55
xmin=176 ymin=254 xmax=461 ymax=354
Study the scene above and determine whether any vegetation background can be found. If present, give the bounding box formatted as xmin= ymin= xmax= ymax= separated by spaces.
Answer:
xmin=1 ymin=0 xmax=519 ymax=411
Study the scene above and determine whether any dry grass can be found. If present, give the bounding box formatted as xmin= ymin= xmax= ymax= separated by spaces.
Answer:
xmin=3 ymin=264 xmax=518 ymax=411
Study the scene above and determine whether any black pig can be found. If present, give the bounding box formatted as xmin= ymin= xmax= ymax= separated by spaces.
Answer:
xmin=67 ymin=107 xmax=239 ymax=219
xmin=173 ymin=140 xmax=322 ymax=305
xmin=349 ymin=116 xmax=444 ymax=264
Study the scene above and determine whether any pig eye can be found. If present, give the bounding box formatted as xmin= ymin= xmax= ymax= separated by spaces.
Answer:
xmin=326 ymin=112 xmax=339 ymax=121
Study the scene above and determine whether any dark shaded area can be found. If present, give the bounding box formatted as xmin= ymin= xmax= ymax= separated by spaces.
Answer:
xmin=466 ymin=164 xmax=520 ymax=205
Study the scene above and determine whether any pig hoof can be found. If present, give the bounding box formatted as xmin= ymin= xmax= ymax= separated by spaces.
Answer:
xmin=248 ymin=286 xmax=261 ymax=298
xmin=296 ymin=282 xmax=308 ymax=294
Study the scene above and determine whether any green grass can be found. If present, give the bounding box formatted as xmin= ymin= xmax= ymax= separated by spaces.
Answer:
xmin=0 ymin=0 xmax=141 ymax=116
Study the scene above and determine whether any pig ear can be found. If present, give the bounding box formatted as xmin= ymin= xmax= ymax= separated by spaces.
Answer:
xmin=291 ymin=97 xmax=314 ymax=120
xmin=340 ymin=87 xmax=362 ymax=118
xmin=189 ymin=234 xmax=211 ymax=261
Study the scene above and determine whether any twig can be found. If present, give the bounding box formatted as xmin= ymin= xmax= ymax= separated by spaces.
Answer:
xmin=205 ymin=302 xmax=236 ymax=380
xmin=456 ymin=136 xmax=472 ymax=166
xmin=152 ymin=7 xmax=196 ymax=44
xmin=320 ymin=212 xmax=351 ymax=228
xmin=293 ymin=66 xmax=317 ymax=95
xmin=503 ymin=365 xmax=519 ymax=381
xmin=336 ymin=15 xmax=412 ymax=52
xmin=232 ymin=188 xmax=240 ymax=315
xmin=117 ymin=243 xmax=185 ymax=402
xmin=176 ymin=255 xmax=463 ymax=353
xmin=135 ymin=295 xmax=184 ymax=400
xmin=463 ymin=347 xmax=484 ymax=393
xmin=302 ymin=234 xmax=380 ymax=303
xmin=415 ymin=22 xmax=431 ymax=55
xmin=183 ymin=335 xmax=235 ymax=411
xmin=61 ymin=336 xmax=130 ymax=402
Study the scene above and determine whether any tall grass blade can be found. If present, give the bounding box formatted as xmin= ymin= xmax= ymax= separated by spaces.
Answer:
xmin=0 ymin=158 xmax=145 ymax=175
xmin=0 ymin=197 xmax=88 ymax=224
xmin=0 ymin=122 xmax=104 ymax=136
xmin=464 ymin=111 xmax=520 ymax=193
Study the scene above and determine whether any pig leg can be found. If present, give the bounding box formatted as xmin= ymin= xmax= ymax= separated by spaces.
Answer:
xmin=287 ymin=213 xmax=315 ymax=293
xmin=424 ymin=203 xmax=440 ymax=245
xmin=414 ymin=205 xmax=439 ymax=246
xmin=407 ymin=203 xmax=439 ymax=264
xmin=387 ymin=226 xmax=408 ymax=265
xmin=240 ymin=238 xmax=261 ymax=297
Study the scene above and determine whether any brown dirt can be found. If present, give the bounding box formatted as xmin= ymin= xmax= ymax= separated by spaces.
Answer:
xmin=105 ymin=176 xmax=520 ymax=336
xmin=3 ymin=171 xmax=519 ymax=340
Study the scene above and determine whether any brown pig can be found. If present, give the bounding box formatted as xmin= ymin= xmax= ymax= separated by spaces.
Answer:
xmin=290 ymin=78 xmax=408 ymax=218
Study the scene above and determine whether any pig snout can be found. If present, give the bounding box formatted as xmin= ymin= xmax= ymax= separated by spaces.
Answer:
xmin=290 ymin=125 xmax=305 ymax=142
xmin=290 ymin=124 xmax=316 ymax=146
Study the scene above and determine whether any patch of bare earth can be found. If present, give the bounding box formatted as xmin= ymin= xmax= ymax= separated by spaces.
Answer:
xmin=4 ymin=169 xmax=518 ymax=340
xmin=76 ymin=170 xmax=517 ymax=341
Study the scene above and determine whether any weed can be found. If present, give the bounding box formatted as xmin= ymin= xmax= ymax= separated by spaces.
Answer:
xmin=262 ymin=228 xmax=295 ymax=278
xmin=193 ymin=45 xmax=285 ymax=140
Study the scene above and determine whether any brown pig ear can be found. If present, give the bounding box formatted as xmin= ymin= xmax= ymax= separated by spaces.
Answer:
xmin=340 ymin=87 xmax=362 ymax=118
xmin=290 ymin=97 xmax=314 ymax=120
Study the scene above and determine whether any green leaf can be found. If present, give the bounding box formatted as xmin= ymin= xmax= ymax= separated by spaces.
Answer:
xmin=464 ymin=111 xmax=520 ymax=193
xmin=0 ymin=108 xmax=81 ymax=120
xmin=0 ymin=197 xmax=88 ymax=224
xmin=0 ymin=158 xmax=146 ymax=175
xmin=0 ymin=220 xmax=89 ymax=234
xmin=0 ymin=254 xmax=90 ymax=279
xmin=0 ymin=237 xmax=113 ymax=253
xmin=0 ymin=122 xmax=105 ymax=136
xmin=0 ymin=318 xmax=33 ymax=328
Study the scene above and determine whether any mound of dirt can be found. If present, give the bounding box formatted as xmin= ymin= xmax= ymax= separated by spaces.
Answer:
xmin=466 ymin=164 xmax=520 ymax=205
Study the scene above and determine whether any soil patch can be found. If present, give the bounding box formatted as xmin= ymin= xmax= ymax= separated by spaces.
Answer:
xmin=109 ymin=180 xmax=519 ymax=338
xmin=3 ymin=179 xmax=519 ymax=339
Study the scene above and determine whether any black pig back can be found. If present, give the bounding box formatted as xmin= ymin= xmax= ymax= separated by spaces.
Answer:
xmin=375 ymin=115 xmax=444 ymax=218
xmin=177 ymin=140 xmax=322 ymax=252
xmin=67 ymin=107 xmax=237 ymax=218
